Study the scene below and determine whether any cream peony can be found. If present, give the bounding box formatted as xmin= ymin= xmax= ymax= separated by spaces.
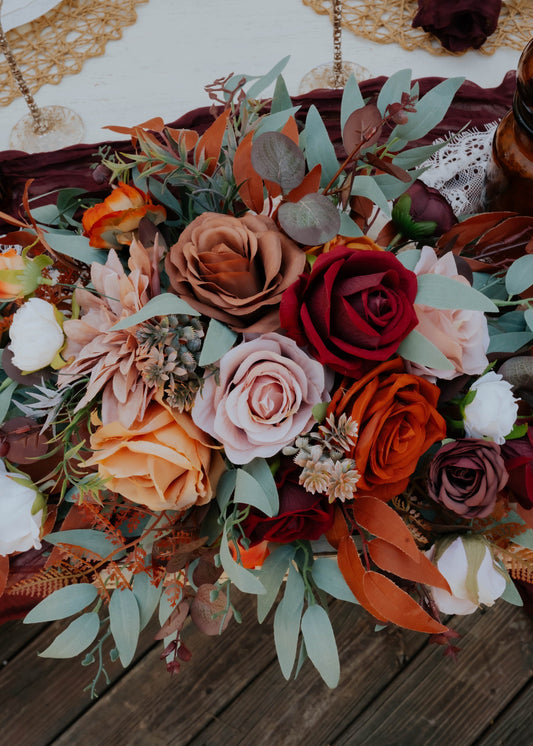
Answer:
xmin=463 ymin=371 xmax=519 ymax=444
xmin=428 ymin=536 xmax=507 ymax=615
xmin=9 ymin=297 xmax=64 ymax=372
xmin=0 ymin=460 xmax=43 ymax=556
xmin=192 ymin=333 xmax=329 ymax=464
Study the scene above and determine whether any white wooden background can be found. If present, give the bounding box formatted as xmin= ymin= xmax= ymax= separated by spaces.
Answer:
xmin=0 ymin=0 xmax=523 ymax=150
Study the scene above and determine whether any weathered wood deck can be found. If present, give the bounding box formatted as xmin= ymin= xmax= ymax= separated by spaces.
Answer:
xmin=1 ymin=593 xmax=533 ymax=745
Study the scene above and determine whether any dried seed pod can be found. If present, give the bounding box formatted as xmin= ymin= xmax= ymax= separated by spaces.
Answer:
xmin=190 ymin=583 xmax=232 ymax=636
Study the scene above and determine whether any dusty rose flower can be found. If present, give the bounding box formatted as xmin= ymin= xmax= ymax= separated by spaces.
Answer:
xmin=60 ymin=239 xmax=163 ymax=428
xmin=407 ymin=247 xmax=489 ymax=381
xmin=191 ymin=333 xmax=329 ymax=464
xmin=428 ymin=438 xmax=508 ymax=518
xmin=165 ymin=212 xmax=305 ymax=333
xmin=412 ymin=0 xmax=502 ymax=53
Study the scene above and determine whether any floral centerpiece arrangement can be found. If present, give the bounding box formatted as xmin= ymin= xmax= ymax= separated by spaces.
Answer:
xmin=2 ymin=60 xmax=533 ymax=692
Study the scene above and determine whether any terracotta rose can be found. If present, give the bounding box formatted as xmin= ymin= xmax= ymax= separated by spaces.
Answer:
xmin=165 ymin=212 xmax=306 ymax=333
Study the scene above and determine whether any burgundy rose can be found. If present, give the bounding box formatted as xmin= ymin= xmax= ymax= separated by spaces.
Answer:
xmin=407 ymin=180 xmax=457 ymax=235
xmin=428 ymin=439 xmax=508 ymax=518
xmin=412 ymin=0 xmax=502 ymax=53
xmin=242 ymin=460 xmax=335 ymax=546
xmin=502 ymin=430 xmax=533 ymax=509
xmin=280 ymin=246 xmax=418 ymax=377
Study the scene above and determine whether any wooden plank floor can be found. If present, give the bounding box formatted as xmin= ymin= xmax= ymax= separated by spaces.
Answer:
xmin=1 ymin=593 xmax=533 ymax=746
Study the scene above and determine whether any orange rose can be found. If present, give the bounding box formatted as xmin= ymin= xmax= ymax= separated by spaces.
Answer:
xmin=328 ymin=358 xmax=446 ymax=501
xmin=306 ymin=234 xmax=384 ymax=258
xmin=82 ymin=182 xmax=166 ymax=249
xmin=86 ymin=400 xmax=224 ymax=511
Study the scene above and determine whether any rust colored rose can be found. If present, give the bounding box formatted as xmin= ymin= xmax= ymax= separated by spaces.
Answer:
xmin=86 ymin=400 xmax=224 ymax=512
xmin=428 ymin=439 xmax=508 ymax=518
xmin=412 ymin=0 xmax=502 ymax=53
xmin=82 ymin=181 xmax=166 ymax=249
xmin=329 ymin=358 xmax=446 ymax=500
xmin=280 ymin=246 xmax=418 ymax=378
xmin=165 ymin=212 xmax=306 ymax=333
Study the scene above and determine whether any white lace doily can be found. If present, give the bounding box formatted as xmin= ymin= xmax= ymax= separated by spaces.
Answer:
xmin=420 ymin=123 xmax=498 ymax=217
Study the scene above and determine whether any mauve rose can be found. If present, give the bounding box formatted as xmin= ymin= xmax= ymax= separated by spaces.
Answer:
xmin=165 ymin=212 xmax=305 ymax=333
xmin=280 ymin=246 xmax=418 ymax=378
xmin=191 ymin=333 xmax=328 ymax=464
xmin=412 ymin=0 xmax=502 ymax=53
xmin=242 ymin=459 xmax=335 ymax=546
xmin=404 ymin=180 xmax=457 ymax=235
xmin=428 ymin=439 xmax=508 ymax=518
xmin=502 ymin=430 xmax=533 ymax=509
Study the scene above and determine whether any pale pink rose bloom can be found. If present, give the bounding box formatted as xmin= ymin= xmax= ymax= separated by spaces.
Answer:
xmin=407 ymin=246 xmax=489 ymax=381
xmin=192 ymin=333 xmax=329 ymax=464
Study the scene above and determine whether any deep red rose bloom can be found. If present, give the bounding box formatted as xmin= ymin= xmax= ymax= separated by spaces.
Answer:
xmin=428 ymin=439 xmax=508 ymax=518
xmin=412 ymin=0 xmax=502 ymax=53
xmin=502 ymin=430 xmax=533 ymax=509
xmin=241 ymin=461 xmax=335 ymax=546
xmin=405 ymin=180 xmax=457 ymax=235
xmin=280 ymin=246 xmax=418 ymax=378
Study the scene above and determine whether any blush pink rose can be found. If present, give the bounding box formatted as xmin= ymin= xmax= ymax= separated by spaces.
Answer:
xmin=191 ymin=333 xmax=329 ymax=464
xmin=407 ymin=246 xmax=489 ymax=380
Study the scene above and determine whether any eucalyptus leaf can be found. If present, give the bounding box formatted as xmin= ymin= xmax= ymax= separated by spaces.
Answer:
xmin=198 ymin=319 xmax=238 ymax=366
xmin=351 ymin=175 xmax=391 ymax=216
xmin=133 ymin=572 xmax=163 ymax=631
xmin=31 ymin=205 xmax=62 ymax=225
xmin=246 ymin=56 xmax=291 ymax=99
xmin=110 ymin=293 xmax=200 ymax=331
xmin=235 ymin=468 xmax=275 ymax=517
xmin=340 ymin=74 xmax=365 ymax=130
xmin=506 ymin=254 xmax=533 ymax=296
xmin=243 ymin=458 xmax=279 ymax=516
xmin=250 ymin=131 xmax=305 ymax=191
xmin=45 ymin=529 xmax=125 ymax=560
xmin=396 ymin=248 xmax=421 ymax=271
xmin=257 ymin=544 xmax=296 ymax=623
xmin=0 ymin=379 xmax=17 ymax=425
xmin=109 ymin=587 xmax=140 ymax=668
xmin=40 ymin=231 xmax=107 ymax=266
xmin=311 ymin=557 xmax=359 ymax=604
xmin=339 ymin=211 xmax=363 ymax=237
xmin=376 ymin=69 xmax=412 ymax=116
xmin=216 ymin=469 xmax=237 ymax=514
xmin=397 ymin=329 xmax=454 ymax=370
xmin=372 ymin=171 xmax=419 ymax=200
xmin=392 ymin=78 xmax=464 ymax=142
xmin=219 ymin=530 xmax=265 ymax=594
xmin=278 ymin=193 xmax=340 ymax=245
xmin=415 ymin=274 xmax=498 ymax=312
xmin=488 ymin=331 xmax=533 ymax=354
xmin=39 ymin=612 xmax=100 ymax=659
xmin=270 ymin=75 xmax=293 ymax=115
xmin=392 ymin=142 xmax=448 ymax=170
xmin=300 ymin=604 xmax=340 ymax=688
xmin=304 ymin=105 xmax=339 ymax=188
xmin=525 ymin=309 xmax=533 ymax=332
xmin=273 ymin=564 xmax=305 ymax=679
xmin=501 ymin=578 xmax=524 ymax=606
xmin=24 ymin=584 xmax=98 ymax=624
xmin=255 ymin=107 xmax=301 ymax=136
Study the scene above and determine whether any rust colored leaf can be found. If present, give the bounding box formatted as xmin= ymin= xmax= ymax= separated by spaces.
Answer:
xmin=233 ymin=131 xmax=265 ymax=213
xmin=286 ymin=164 xmax=322 ymax=203
xmin=363 ymin=571 xmax=448 ymax=634
xmin=352 ymin=496 xmax=420 ymax=561
xmin=105 ymin=117 xmax=166 ymax=135
xmin=164 ymin=128 xmax=199 ymax=153
xmin=0 ymin=555 xmax=9 ymax=598
xmin=325 ymin=506 xmax=350 ymax=549
xmin=337 ymin=536 xmax=387 ymax=621
xmin=342 ymin=104 xmax=382 ymax=156
xmin=281 ymin=116 xmax=300 ymax=145
xmin=155 ymin=599 xmax=191 ymax=640
xmin=45 ymin=504 xmax=95 ymax=569
xmin=194 ymin=109 xmax=231 ymax=176
xmin=368 ymin=538 xmax=451 ymax=592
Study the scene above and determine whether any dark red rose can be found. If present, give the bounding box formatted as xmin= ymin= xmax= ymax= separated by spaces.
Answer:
xmin=280 ymin=246 xmax=418 ymax=377
xmin=406 ymin=180 xmax=457 ymax=234
xmin=412 ymin=0 xmax=502 ymax=53
xmin=502 ymin=430 xmax=533 ymax=509
xmin=242 ymin=460 xmax=335 ymax=546
xmin=428 ymin=439 xmax=508 ymax=518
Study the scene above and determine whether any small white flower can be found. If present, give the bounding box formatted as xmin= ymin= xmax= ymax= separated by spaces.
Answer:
xmin=428 ymin=536 xmax=506 ymax=615
xmin=9 ymin=297 xmax=64 ymax=372
xmin=0 ymin=460 xmax=43 ymax=556
xmin=463 ymin=371 xmax=518 ymax=444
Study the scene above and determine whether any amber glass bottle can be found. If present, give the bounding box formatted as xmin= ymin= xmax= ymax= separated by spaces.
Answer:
xmin=482 ymin=39 xmax=533 ymax=215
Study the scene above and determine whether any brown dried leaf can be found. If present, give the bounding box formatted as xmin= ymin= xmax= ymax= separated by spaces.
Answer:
xmin=342 ymin=104 xmax=382 ymax=156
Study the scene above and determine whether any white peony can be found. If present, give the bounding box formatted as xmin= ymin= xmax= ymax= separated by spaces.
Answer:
xmin=463 ymin=371 xmax=518 ymax=444
xmin=0 ymin=460 xmax=43 ymax=556
xmin=9 ymin=297 xmax=64 ymax=372
xmin=429 ymin=536 xmax=506 ymax=615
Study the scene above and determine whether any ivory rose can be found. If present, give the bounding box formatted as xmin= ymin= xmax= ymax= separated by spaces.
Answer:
xmin=0 ymin=460 xmax=43 ymax=556
xmin=463 ymin=371 xmax=518 ymax=444
xmin=191 ymin=333 xmax=329 ymax=464
xmin=165 ymin=212 xmax=305 ymax=333
xmin=408 ymin=247 xmax=489 ymax=381
xmin=87 ymin=400 xmax=224 ymax=511
xmin=8 ymin=298 xmax=64 ymax=372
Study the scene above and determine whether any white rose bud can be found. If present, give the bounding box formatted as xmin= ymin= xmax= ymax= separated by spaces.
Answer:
xmin=0 ymin=460 xmax=43 ymax=556
xmin=9 ymin=297 xmax=64 ymax=372
xmin=428 ymin=536 xmax=506 ymax=615
xmin=463 ymin=371 xmax=518 ymax=444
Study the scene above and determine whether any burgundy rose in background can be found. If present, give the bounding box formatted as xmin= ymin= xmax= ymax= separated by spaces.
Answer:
xmin=502 ymin=430 xmax=533 ymax=509
xmin=393 ymin=180 xmax=457 ymax=239
xmin=428 ymin=439 xmax=508 ymax=518
xmin=280 ymin=246 xmax=418 ymax=378
xmin=242 ymin=459 xmax=335 ymax=546
xmin=412 ymin=0 xmax=502 ymax=53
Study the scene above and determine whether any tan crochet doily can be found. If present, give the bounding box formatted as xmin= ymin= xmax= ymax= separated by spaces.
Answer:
xmin=302 ymin=0 xmax=533 ymax=56
xmin=0 ymin=0 xmax=148 ymax=106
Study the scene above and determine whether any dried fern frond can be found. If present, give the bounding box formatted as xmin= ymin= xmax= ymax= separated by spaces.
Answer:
xmin=7 ymin=563 xmax=94 ymax=597
xmin=493 ymin=544 xmax=533 ymax=584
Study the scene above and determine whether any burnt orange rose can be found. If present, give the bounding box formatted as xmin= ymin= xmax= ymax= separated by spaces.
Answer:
xmin=329 ymin=358 xmax=446 ymax=500
xmin=306 ymin=234 xmax=385 ymax=258
xmin=86 ymin=400 xmax=224 ymax=511
xmin=82 ymin=182 xmax=166 ymax=249
xmin=165 ymin=212 xmax=306 ymax=332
